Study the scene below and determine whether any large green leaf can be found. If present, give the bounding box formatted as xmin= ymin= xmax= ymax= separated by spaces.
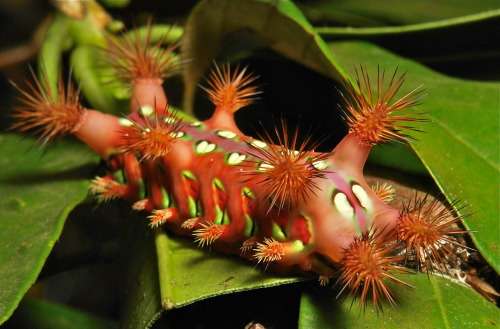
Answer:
xmin=298 ymin=274 xmax=499 ymax=328
xmin=181 ymin=0 xmax=347 ymax=114
xmin=4 ymin=298 xmax=117 ymax=329
xmin=317 ymin=10 xmax=500 ymax=82
xmin=329 ymin=40 xmax=500 ymax=272
xmin=155 ymin=231 xmax=302 ymax=310
xmin=297 ymin=0 xmax=500 ymax=26
xmin=119 ymin=209 xmax=163 ymax=329
xmin=315 ymin=10 xmax=500 ymax=35
xmin=0 ymin=134 xmax=97 ymax=324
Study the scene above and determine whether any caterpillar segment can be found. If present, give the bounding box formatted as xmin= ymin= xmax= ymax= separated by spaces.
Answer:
xmin=13 ymin=49 xmax=469 ymax=310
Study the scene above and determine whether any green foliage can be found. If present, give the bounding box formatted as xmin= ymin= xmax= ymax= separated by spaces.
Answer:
xmin=299 ymin=274 xmax=499 ymax=328
xmin=5 ymin=298 xmax=117 ymax=329
xmin=1 ymin=0 xmax=498 ymax=328
xmin=0 ymin=135 xmax=97 ymax=324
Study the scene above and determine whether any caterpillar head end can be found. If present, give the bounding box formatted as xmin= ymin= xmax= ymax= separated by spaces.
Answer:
xmin=341 ymin=66 xmax=427 ymax=147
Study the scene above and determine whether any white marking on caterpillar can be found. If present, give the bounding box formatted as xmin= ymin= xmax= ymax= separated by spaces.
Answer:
xmin=140 ymin=105 xmax=154 ymax=116
xmin=251 ymin=140 xmax=267 ymax=149
xmin=119 ymin=118 xmax=134 ymax=127
xmin=164 ymin=116 xmax=177 ymax=124
xmin=352 ymin=184 xmax=371 ymax=209
xmin=217 ymin=130 xmax=238 ymax=139
xmin=259 ymin=162 xmax=274 ymax=171
xmin=170 ymin=131 xmax=185 ymax=138
xmin=312 ymin=160 xmax=328 ymax=170
xmin=196 ymin=140 xmax=217 ymax=154
xmin=334 ymin=192 xmax=354 ymax=218
xmin=227 ymin=152 xmax=247 ymax=165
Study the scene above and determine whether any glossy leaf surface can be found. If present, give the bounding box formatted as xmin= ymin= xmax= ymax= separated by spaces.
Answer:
xmin=155 ymin=231 xmax=303 ymax=310
xmin=299 ymin=274 xmax=499 ymax=329
xmin=0 ymin=134 xmax=97 ymax=324
xmin=4 ymin=298 xmax=117 ymax=329
xmin=297 ymin=0 xmax=499 ymax=26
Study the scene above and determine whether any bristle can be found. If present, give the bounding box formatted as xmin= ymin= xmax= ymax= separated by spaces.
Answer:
xmin=372 ymin=182 xmax=396 ymax=203
xmin=341 ymin=66 xmax=426 ymax=146
xmin=253 ymin=238 xmax=285 ymax=263
xmin=242 ymin=120 xmax=332 ymax=212
xmin=203 ymin=63 xmax=259 ymax=112
xmin=337 ymin=228 xmax=412 ymax=310
xmin=90 ymin=176 xmax=127 ymax=202
xmin=318 ymin=275 xmax=332 ymax=286
xmin=396 ymin=195 xmax=470 ymax=272
xmin=193 ymin=222 xmax=224 ymax=247
xmin=11 ymin=70 xmax=85 ymax=145
xmin=241 ymin=236 xmax=258 ymax=253
xmin=120 ymin=108 xmax=183 ymax=161
xmin=181 ymin=217 xmax=199 ymax=230
xmin=132 ymin=199 xmax=149 ymax=211
xmin=104 ymin=20 xmax=179 ymax=83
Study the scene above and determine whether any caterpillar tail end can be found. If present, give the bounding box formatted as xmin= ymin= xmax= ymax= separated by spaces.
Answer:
xmin=12 ymin=71 xmax=126 ymax=159
xmin=10 ymin=70 xmax=86 ymax=146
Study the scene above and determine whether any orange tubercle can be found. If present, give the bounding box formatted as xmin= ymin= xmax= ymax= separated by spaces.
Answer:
xmin=11 ymin=70 xmax=85 ymax=145
xmin=193 ymin=222 xmax=224 ymax=247
xmin=120 ymin=108 xmax=183 ymax=161
xmin=104 ymin=21 xmax=179 ymax=84
xmin=253 ymin=238 xmax=286 ymax=263
xmin=203 ymin=64 xmax=260 ymax=113
xmin=337 ymin=228 xmax=412 ymax=310
xmin=243 ymin=120 xmax=332 ymax=212
xmin=90 ymin=176 xmax=127 ymax=202
xmin=341 ymin=66 xmax=426 ymax=146
xmin=372 ymin=182 xmax=396 ymax=204
xmin=149 ymin=208 xmax=178 ymax=228
xmin=396 ymin=195 xmax=469 ymax=272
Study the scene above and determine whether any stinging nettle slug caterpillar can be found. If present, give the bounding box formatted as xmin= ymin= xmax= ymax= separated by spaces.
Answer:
xmin=11 ymin=23 xmax=470 ymax=311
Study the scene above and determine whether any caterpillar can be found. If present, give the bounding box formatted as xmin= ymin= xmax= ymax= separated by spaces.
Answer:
xmin=11 ymin=26 xmax=468 ymax=310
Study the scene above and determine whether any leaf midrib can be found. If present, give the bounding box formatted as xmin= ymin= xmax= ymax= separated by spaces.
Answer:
xmin=430 ymin=276 xmax=451 ymax=329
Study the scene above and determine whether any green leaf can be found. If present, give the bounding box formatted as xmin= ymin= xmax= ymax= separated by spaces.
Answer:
xmin=4 ymin=298 xmax=117 ymax=329
xmin=328 ymin=40 xmax=500 ymax=272
xmin=181 ymin=0 xmax=347 ymax=114
xmin=297 ymin=0 xmax=500 ymax=26
xmin=155 ymin=231 xmax=303 ymax=310
xmin=0 ymin=134 xmax=98 ymax=324
xmin=315 ymin=10 xmax=500 ymax=36
xmin=119 ymin=209 xmax=163 ymax=329
xmin=298 ymin=274 xmax=499 ymax=329
xmin=317 ymin=10 xmax=500 ymax=81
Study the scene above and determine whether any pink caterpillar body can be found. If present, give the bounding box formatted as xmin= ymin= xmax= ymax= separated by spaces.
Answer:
xmin=12 ymin=28 xmax=467 ymax=309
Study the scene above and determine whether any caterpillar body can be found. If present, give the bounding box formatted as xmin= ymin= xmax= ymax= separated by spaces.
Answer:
xmin=12 ymin=27 xmax=467 ymax=309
